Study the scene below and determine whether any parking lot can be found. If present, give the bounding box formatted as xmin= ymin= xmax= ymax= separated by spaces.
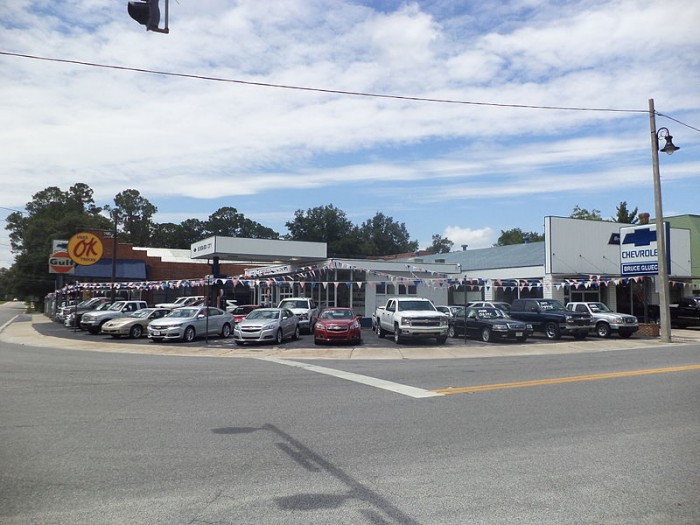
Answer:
xmin=36 ymin=320 xmax=563 ymax=350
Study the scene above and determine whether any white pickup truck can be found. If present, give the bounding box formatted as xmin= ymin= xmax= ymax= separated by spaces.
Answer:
xmin=375 ymin=297 xmax=448 ymax=344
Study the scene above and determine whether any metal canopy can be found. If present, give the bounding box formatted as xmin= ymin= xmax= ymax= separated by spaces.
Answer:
xmin=190 ymin=236 xmax=327 ymax=263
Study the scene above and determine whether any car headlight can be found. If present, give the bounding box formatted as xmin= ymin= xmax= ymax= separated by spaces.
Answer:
xmin=350 ymin=321 xmax=360 ymax=329
xmin=565 ymin=315 xmax=574 ymax=323
xmin=263 ymin=322 xmax=277 ymax=330
xmin=612 ymin=316 xmax=623 ymax=323
xmin=492 ymin=324 xmax=508 ymax=331
xmin=315 ymin=322 xmax=327 ymax=330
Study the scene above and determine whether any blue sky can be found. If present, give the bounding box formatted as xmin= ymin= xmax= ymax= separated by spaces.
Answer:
xmin=1 ymin=0 xmax=699 ymax=269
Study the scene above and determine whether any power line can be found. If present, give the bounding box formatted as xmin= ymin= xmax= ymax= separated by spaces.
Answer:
xmin=0 ymin=50 xmax=653 ymax=115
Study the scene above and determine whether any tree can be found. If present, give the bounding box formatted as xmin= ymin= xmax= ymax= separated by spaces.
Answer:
xmin=493 ymin=228 xmax=544 ymax=246
xmin=110 ymin=189 xmax=157 ymax=246
xmin=5 ymin=184 xmax=110 ymax=309
xmin=426 ymin=234 xmax=453 ymax=254
xmin=205 ymin=207 xmax=278 ymax=239
xmin=570 ymin=205 xmax=602 ymax=221
xmin=358 ymin=212 xmax=418 ymax=256
xmin=613 ymin=201 xmax=639 ymax=224
xmin=285 ymin=205 xmax=360 ymax=254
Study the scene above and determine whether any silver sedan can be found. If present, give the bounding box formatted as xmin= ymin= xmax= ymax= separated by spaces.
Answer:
xmin=147 ymin=306 xmax=233 ymax=343
xmin=233 ymin=308 xmax=299 ymax=345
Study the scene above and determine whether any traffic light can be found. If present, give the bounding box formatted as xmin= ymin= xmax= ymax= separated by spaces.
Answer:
xmin=128 ymin=0 xmax=168 ymax=33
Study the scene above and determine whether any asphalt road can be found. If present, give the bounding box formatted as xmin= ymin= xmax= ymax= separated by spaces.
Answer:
xmin=1 ymin=305 xmax=699 ymax=524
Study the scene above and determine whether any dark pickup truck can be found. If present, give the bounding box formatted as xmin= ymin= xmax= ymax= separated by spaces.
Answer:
xmin=670 ymin=297 xmax=700 ymax=328
xmin=510 ymin=298 xmax=593 ymax=340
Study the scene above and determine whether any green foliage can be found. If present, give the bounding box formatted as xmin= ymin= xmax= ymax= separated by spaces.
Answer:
xmin=570 ymin=205 xmax=603 ymax=221
xmin=111 ymin=189 xmax=158 ymax=246
xmin=4 ymin=184 xmax=110 ymax=307
xmin=426 ymin=234 xmax=454 ymax=254
xmin=205 ymin=207 xmax=278 ymax=240
xmin=494 ymin=228 xmax=544 ymax=246
xmin=358 ymin=212 xmax=418 ymax=256
xmin=285 ymin=206 xmax=418 ymax=256
xmin=613 ymin=201 xmax=639 ymax=224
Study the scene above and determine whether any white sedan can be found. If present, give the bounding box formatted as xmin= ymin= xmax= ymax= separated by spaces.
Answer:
xmin=147 ymin=306 xmax=233 ymax=343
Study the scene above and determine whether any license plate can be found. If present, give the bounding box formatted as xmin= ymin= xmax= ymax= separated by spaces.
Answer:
xmin=516 ymin=332 xmax=523 ymax=337
xmin=153 ymin=331 xmax=163 ymax=336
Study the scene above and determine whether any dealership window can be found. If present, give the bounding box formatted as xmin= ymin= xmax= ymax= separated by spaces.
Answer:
xmin=570 ymin=290 xmax=600 ymax=303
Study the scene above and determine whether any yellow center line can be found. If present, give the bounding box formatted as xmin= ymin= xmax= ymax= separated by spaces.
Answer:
xmin=432 ymin=364 xmax=700 ymax=395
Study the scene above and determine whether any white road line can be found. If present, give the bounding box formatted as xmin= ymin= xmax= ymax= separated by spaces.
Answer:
xmin=0 ymin=315 xmax=19 ymax=334
xmin=258 ymin=357 xmax=444 ymax=398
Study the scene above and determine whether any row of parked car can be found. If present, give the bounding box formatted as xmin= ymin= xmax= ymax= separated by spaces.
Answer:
xmin=54 ymin=296 xmax=362 ymax=346
xmin=435 ymin=298 xmax=640 ymax=342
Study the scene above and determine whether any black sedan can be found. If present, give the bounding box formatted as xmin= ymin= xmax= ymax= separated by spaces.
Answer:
xmin=448 ymin=306 xmax=533 ymax=343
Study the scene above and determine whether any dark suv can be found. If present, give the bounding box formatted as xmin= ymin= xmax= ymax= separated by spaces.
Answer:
xmin=509 ymin=298 xmax=592 ymax=340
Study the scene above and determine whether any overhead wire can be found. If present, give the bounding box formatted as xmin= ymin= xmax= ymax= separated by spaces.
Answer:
xmin=2 ymin=50 xmax=699 ymax=131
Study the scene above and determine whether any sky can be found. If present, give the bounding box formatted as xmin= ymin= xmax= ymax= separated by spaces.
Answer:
xmin=1 ymin=0 xmax=699 ymax=270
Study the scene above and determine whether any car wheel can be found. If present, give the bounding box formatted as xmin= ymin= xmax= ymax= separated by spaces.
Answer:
xmin=596 ymin=322 xmax=611 ymax=338
xmin=275 ymin=329 xmax=283 ymax=344
xmin=220 ymin=323 xmax=231 ymax=339
xmin=393 ymin=325 xmax=402 ymax=344
xmin=377 ymin=324 xmax=386 ymax=338
xmin=183 ymin=326 xmax=196 ymax=343
xmin=447 ymin=325 xmax=456 ymax=338
xmin=481 ymin=328 xmax=492 ymax=342
xmin=544 ymin=322 xmax=561 ymax=340
xmin=130 ymin=325 xmax=143 ymax=339
xmin=293 ymin=326 xmax=300 ymax=340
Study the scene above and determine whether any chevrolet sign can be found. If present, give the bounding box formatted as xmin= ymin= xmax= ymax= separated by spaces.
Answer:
xmin=619 ymin=224 xmax=670 ymax=276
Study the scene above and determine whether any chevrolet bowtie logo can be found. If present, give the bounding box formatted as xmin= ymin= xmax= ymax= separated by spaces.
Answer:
xmin=622 ymin=228 xmax=656 ymax=247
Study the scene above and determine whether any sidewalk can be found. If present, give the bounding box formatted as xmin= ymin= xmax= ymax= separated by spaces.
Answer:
xmin=2 ymin=313 xmax=700 ymax=360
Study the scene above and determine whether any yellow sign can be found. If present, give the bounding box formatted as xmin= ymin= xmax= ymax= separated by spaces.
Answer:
xmin=68 ymin=232 xmax=104 ymax=266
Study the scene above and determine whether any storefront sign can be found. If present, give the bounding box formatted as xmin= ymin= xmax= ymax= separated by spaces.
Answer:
xmin=619 ymin=223 xmax=670 ymax=276
xmin=68 ymin=232 xmax=103 ymax=266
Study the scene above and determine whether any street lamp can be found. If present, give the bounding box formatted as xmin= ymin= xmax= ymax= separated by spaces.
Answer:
xmin=648 ymin=98 xmax=679 ymax=343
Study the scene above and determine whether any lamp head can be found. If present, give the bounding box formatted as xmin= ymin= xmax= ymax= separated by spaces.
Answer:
xmin=657 ymin=128 xmax=680 ymax=155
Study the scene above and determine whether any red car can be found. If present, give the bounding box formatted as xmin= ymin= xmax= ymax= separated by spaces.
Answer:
xmin=230 ymin=305 xmax=261 ymax=324
xmin=313 ymin=307 xmax=362 ymax=345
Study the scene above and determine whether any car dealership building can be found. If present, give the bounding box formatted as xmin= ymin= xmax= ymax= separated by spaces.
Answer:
xmin=54 ymin=215 xmax=697 ymax=323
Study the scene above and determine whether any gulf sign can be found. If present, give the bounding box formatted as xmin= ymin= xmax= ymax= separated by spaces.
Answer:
xmin=68 ymin=232 xmax=104 ymax=266
xmin=619 ymin=223 xmax=670 ymax=276
xmin=49 ymin=251 xmax=76 ymax=274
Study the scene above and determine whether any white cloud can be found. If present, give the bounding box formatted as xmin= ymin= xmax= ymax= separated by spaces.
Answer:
xmin=0 ymin=0 xmax=698 ymax=272
xmin=442 ymin=226 xmax=495 ymax=250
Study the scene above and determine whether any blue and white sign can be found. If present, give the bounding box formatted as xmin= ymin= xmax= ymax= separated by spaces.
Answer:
xmin=619 ymin=223 xmax=670 ymax=276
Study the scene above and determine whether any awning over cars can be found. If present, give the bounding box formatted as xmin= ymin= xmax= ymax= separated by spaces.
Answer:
xmin=73 ymin=259 xmax=147 ymax=280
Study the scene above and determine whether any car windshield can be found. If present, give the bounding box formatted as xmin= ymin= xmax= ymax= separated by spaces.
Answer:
xmin=587 ymin=302 xmax=611 ymax=313
xmin=107 ymin=302 xmax=125 ymax=311
xmin=247 ymin=309 xmax=281 ymax=320
xmin=474 ymin=308 xmax=507 ymax=319
xmin=537 ymin=300 xmax=565 ymax=311
xmin=127 ymin=309 xmax=152 ymax=318
xmin=397 ymin=301 xmax=436 ymax=312
xmin=320 ymin=309 xmax=354 ymax=320
xmin=166 ymin=308 xmax=200 ymax=318
xmin=280 ymin=300 xmax=308 ymax=309
xmin=173 ymin=297 xmax=189 ymax=304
